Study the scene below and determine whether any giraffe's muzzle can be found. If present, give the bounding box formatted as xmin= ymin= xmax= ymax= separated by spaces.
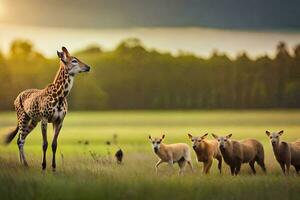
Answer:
xmin=82 ymin=65 xmax=91 ymax=72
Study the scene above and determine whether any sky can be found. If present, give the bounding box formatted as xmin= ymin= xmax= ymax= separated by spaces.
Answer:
xmin=0 ymin=0 xmax=300 ymax=58
xmin=0 ymin=0 xmax=300 ymax=30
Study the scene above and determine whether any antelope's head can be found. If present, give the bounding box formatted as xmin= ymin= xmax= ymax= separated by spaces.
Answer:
xmin=188 ymin=133 xmax=208 ymax=149
xmin=212 ymin=133 xmax=232 ymax=149
xmin=57 ymin=47 xmax=90 ymax=76
xmin=265 ymin=130 xmax=283 ymax=146
xmin=149 ymin=134 xmax=165 ymax=153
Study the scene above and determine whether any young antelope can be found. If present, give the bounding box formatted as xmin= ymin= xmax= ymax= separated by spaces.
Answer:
xmin=149 ymin=134 xmax=193 ymax=175
xmin=188 ymin=133 xmax=222 ymax=174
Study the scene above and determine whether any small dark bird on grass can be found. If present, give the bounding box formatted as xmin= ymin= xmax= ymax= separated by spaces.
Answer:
xmin=115 ymin=149 xmax=123 ymax=164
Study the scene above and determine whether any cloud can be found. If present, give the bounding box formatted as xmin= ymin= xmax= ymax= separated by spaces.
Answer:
xmin=1 ymin=0 xmax=300 ymax=30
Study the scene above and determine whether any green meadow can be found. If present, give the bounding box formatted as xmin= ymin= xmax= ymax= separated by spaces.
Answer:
xmin=0 ymin=110 xmax=300 ymax=200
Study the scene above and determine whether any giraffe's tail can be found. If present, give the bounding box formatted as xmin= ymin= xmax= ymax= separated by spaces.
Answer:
xmin=4 ymin=126 xmax=19 ymax=144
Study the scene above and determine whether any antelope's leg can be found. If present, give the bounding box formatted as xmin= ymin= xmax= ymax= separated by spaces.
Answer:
xmin=155 ymin=159 xmax=163 ymax=174
xmin=279 ymin=162 xmax=286 ymax=175
xmin=249 ymin=160 xmax=256 ymax=174
xmin=187 ymin=160 xmax=194 ymax=172
xmin=204 ymin=158 xmax=213 ymax=174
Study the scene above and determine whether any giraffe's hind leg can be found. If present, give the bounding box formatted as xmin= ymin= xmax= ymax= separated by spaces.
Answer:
xmin=17 ymin=114 xmax=38 ymax=166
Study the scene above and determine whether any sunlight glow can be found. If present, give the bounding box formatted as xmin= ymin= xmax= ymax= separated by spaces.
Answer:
xmin=0 ymin=2 xmax=4 ymax=18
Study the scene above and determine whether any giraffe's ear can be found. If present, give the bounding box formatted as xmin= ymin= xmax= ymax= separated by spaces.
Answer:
xmin=57 ymin=50 xmax=67 ymax=62
xmin=62 ymin=47 xmax=70 ymax=57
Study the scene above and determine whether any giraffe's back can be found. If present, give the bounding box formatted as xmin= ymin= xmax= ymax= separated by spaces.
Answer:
xmin=15 ymin=89 xmax=44 ymax=121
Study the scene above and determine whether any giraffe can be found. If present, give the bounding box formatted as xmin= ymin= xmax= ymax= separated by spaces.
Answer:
xmin=4 ymin=47 xmax=90 ymax=171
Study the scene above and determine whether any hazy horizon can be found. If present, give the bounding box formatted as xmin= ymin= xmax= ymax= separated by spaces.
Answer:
xmin=1 ymin=24 xmax=300 ymax=59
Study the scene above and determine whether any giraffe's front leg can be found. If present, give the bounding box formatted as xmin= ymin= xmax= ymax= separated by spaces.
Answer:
xmin=52 ymin=121 xmax=63 ymax=171
xmin=41 ymin=121 xmax=48 ymax=170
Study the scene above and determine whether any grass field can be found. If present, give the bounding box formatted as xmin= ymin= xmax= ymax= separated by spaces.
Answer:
xmin=0 ymin=110 xmax=300 ymax=200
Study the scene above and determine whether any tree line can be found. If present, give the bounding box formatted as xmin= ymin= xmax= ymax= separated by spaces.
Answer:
xmin=0 ymin=38 xmax=300 ymax=110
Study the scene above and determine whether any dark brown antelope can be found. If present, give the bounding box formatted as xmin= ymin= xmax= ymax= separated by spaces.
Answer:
xmin=266 ymin=130 xmax=300 ymax=175
xmin=212 ymin=134 xmax=266 ymax=175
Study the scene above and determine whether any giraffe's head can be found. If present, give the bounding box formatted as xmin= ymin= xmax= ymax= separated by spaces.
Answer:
xmin=57 ymin=47 xmax=90 ymax=76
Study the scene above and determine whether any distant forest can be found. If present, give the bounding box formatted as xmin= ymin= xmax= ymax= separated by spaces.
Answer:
xmin=0 ymin=38 xmax=300 ymax=110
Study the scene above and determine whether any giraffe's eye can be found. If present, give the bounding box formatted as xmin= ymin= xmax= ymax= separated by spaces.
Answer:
xmin=72 ymin=59 xmax=78 ymax=64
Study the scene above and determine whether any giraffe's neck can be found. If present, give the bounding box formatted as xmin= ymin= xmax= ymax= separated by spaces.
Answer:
xmin=52 ymin=64 xmax=74 ymax=99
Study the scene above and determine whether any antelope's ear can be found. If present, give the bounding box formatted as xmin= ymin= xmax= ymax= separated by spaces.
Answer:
xmin=265 ymin=131 xmax=270 ymax=136
xmin=212 ymin=134 xmax=218 ymax=139
xmin=62 ymin=46 xmax=70 ymax=57
xmin=278 ymin=130 xmax=284 ymax=136
xmin=188 ymin=133 xmax=193 ymax=139
xmin=226 ymin=134 xmax=232 ymax=138
xmin=148 ymin=135 xmax=152 ymax=140
xmin=201 ymin=133 xmax=208 ymax=139
xmin=161 ymin=134 xmax=165 ymax=140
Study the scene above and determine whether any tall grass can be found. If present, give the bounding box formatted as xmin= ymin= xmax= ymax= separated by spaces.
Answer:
xmin=0 ymin=111 xmax=300 ymax=200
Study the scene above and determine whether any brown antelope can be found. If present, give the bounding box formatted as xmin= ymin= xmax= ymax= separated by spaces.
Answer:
xmin=266 ymin=130 xmax=300 ymax=175
xmin=188 ymin=133 xmax=222 ymax=174
xmin=212 ymin=134 xmax=266 ymax=175
xmin=4 ymin=47 xmax=90 ymax=171
xmin=149 ymin=134 xmax=193 ymax=175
